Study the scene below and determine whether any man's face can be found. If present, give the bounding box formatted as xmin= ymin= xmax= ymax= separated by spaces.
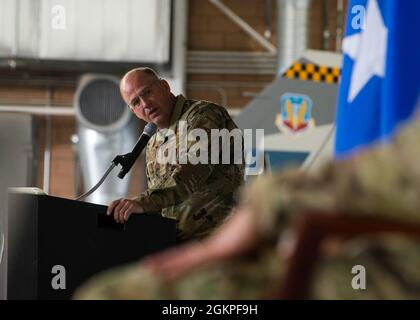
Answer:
xmin=122 ymin=73 xmax=173 ymax=128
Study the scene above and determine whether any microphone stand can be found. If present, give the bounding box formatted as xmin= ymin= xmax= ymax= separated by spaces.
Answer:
xmin=74 ymin=153 xmax=130 ymax=201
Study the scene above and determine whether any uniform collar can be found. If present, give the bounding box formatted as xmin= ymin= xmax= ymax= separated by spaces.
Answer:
xmin=168 ymin=94 xmax=186 ymax=130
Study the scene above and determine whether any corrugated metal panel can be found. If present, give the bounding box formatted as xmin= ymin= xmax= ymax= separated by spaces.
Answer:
xmin=187 ymin=51 xmax=277 ymax=75
xmin=0 ymin=0 xmax=18 ymax=56
xmin=0 ymin=0 xmax=171 ymax=63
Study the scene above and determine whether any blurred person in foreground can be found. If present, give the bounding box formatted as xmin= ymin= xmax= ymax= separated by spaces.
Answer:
xmin=74 ymin=104 xmax=420 ymax=300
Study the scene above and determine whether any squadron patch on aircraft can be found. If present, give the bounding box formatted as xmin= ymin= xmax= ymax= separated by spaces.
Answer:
xmin=275 ymin=93 xmax=315 ymax=134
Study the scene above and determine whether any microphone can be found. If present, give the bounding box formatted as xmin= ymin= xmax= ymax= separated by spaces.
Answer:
xmin=113 ymin=122 xmax=157 ymax=179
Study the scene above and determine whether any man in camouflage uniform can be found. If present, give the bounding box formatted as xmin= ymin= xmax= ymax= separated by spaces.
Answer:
xmin=75 ymin=106 xmax=420 ymax=300
xmin=107 ymin=67 xmax=244 ymax=241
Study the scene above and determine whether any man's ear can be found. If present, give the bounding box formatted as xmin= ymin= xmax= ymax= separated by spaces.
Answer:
xmin=160 ymin=79 xmax=171 ymax=92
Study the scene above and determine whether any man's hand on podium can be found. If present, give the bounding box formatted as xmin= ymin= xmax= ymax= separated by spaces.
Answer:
xmin=107 ymin=198 xmax=144 ymax=224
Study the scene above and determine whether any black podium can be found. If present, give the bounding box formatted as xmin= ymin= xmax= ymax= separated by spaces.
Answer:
xmin=6 ymin=192 xmax=176 ymax=300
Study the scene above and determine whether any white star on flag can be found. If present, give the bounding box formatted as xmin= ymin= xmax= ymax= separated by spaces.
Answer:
xmin=342 ymin=0 xmax=388 ymax=103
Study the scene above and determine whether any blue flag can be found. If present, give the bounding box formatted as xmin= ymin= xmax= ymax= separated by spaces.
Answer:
xmin=335 ymin=0 xmax=420 ymax=158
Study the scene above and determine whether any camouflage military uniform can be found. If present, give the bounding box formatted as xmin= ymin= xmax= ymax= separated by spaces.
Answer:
xmin=133 ymin=95 xmax=244 ymax=241
xmin=75 ymin=110 xmax=420 ymax=300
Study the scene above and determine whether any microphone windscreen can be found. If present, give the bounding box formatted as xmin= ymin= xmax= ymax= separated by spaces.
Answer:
xmin=143 ymin=122 xmax=157 ymax=136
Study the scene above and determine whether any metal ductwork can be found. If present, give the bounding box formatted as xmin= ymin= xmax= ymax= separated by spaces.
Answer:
xmin=277 ymin=0 xmax=310 ymax=72
xmin=74 ymin=74 xmax=140 ymax=205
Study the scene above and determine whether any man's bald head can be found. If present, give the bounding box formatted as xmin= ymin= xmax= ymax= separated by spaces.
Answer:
xmin=120 ymin=67 xmax=160 ymax=97
xmin=120 ymin=67 xmax=176 ymax=128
